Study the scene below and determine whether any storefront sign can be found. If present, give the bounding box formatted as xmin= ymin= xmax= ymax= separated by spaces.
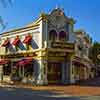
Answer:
xmin=51 ymin=41 xmax=74 ymax=50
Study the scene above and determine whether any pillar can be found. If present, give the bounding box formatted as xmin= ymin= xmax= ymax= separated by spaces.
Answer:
xmin=70 ymin=58 xmax=75 ymax=84
xmin=42 ymin=60 xmax=48 ymax=85
xmin=0 ymin=65 xmax=3 ymax=82
xmin=62 ymin=54 xmax=75 ymax=84
xmin=34 ymin=60 xmax=48 ymax=85
xmin=62 ymin=62 xmax=70 ymax=84
xmin=61 ymin=59 xmax=71 ymax=84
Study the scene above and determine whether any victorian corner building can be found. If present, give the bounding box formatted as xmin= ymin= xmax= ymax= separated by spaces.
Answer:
xmin=0 ymin=8 xmax=95 ymax=85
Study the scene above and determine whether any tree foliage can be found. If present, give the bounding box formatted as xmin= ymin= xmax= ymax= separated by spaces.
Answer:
xmin=89 ymin=42 xmax=100 ymax=65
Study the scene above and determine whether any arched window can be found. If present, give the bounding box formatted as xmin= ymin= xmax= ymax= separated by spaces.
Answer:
xmin=59 ymin=31 xmax=66 ymax=41
xmin=49 ymin=30 xmax=57 ymax=41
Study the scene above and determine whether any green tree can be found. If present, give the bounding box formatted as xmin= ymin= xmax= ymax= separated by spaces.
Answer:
xmin=89 ymin=42 xmax=100 ymax=65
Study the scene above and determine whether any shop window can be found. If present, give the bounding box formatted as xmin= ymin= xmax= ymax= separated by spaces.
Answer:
xmin=49 ymin=30 xmax=57 ymax=41
xmin=3 ymin=64 xmax=11 ymax=75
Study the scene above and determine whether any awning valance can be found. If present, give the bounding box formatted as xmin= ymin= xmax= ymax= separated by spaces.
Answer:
xmin=2 ymin=40 xmax=10 ymax=47
xmin=0 ymin=59 xmax=9 ymax=65
xmin=12 ymin=38 xmax=20 ymax=45
xmin=16 ymin=58 xmax=33 ymax=66
xmin=23 ymin=35 xmax=32 ymax=44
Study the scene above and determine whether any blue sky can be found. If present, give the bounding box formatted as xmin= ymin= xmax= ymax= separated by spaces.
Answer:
xmin=0 ymin=0 xmax=100 ymax=42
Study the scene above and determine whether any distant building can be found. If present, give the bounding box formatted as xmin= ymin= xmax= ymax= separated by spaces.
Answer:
xmin=0 ymin=8 xmax=94 ymax=85
xmin=72 ymin=30 xmax=95 ymax=83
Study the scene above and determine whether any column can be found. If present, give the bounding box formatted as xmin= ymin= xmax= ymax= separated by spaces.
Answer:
xmin=37 ymin=60 xmax=43 ymax=85
xmin=43 ymin=60 xmax=48 ymax=85
xmin=0 ymin=65 xmax=3 ymax=82
xmin=34 ymin=60 xmax=48 ymax=85
xmin=70 ymin=59 xmax=75 ymax=84
xmin=61 ymin=62 xmax=65 ymax=83
xmin=69 ymin=53 xmax=77 ymax=84
xmin=62 ymin=62 xmax=69 ymax=84
xmin=62 ymin=54 xmax=75 ymax=84
xmin=61 ymin=60 xmax=71 ymax=84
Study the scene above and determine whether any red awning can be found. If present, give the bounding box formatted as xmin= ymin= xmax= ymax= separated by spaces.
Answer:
xmin=2 ymin=40 xmax=10 ymax=47
xmin=0 ymin=59 xmax=9 ymax=65
xmin=17 ymin=58 xmax=32 ymax=66
xmin=17 ymin=60 xmax=26 ymax=66
xmin=12 ymin=38 xmax=20 ymax=45
xmin=23 ymin=36 xmax=32 ymax=44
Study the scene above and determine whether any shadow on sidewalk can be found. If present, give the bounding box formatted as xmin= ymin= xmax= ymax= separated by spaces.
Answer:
xmin=75 ymin=77 xmax=100 ymax=87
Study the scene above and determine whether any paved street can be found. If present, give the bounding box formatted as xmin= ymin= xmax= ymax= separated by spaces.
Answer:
xmin=0 ymin=87 xmax=76 ymax=100
xmin=1 ymin=77 xmax=100 ymax=100
xmin=0 ymin=86 xmax=100 ymax=100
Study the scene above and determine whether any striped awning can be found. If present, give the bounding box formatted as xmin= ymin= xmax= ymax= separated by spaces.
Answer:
xmin=16 ymin=58 xmax=33 ymax=66
xmin=12 ymin=38 xmax=20 ymax=45
xmin=0 ymin=59 xmax=9 ymax=65
xmin=2 ymin=40 xmax=10 ymax=47
xmin=23 ymin=35 xmax=32 ymax=44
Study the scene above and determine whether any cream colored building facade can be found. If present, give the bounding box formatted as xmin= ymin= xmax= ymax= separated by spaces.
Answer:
xmin=0 ymin=8 xmax=94 ymax=85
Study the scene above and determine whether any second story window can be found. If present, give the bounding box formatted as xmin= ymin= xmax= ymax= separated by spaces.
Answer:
xmin=59 ymin=31 xmax=66 ymax=41
xmin=49 ymin=30 xmax=57 ymax=41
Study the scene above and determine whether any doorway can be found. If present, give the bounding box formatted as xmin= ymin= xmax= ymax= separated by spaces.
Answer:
xmin=47 ymin=62 xmax=62 ymax=84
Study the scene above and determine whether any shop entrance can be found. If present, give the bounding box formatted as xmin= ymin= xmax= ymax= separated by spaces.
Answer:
xmin=11 ymin=59 xmax=34 ymax=83
xmin=47 ymin=62 xmax=62 ymax=84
